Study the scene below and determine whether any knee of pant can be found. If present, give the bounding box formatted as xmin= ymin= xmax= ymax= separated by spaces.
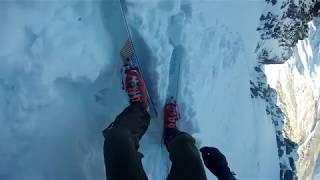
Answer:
xmin=167 ymin=133 xmax=196 ymax=151
xmin=164 ymin=129 xmax=183 ymax=146
xmin=104 ymin=128 xmax=133 ymax=145
xmin=103 ymin=105 xmax=150 ymax=137
xmin=104 ymin=128 xmax=140 ymax=160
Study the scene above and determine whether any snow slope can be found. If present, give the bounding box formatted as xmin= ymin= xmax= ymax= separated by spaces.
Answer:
xmin=0 ymin=0 xmax=280 ymax=179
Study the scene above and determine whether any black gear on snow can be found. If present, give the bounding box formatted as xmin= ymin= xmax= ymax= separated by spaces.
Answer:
xmin=103 ymin=104 xmax=207 ymax=180
xmin=200 ymin=146 xmax=236 ymax=180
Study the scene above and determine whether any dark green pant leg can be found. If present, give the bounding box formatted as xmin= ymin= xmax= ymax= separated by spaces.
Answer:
xmin=166 ymin=133 xmax=207 ymax=180
xmin=103 ymin=104 xmax=150 ymax=180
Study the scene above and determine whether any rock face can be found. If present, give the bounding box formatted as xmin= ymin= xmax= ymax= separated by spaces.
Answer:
xmin=250 ymin=66 xmax=299 ymax=180
xmin=254 ymin=1 xmax=320 ymax=179
xmin=264 ymin=19 xmax=320 ymax=180
xmin=256 ymin=0 xmax=320 ymax=64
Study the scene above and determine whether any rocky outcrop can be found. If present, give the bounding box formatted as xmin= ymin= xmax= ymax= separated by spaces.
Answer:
xmin=250 ymin=65 xmax=299 ymax=180
xmin=256 ymin=0 xmax=320 ymax=64
xmin=263 ymin=18 xmax=320 ymax=179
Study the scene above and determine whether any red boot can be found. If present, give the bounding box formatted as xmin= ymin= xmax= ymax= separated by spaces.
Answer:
xmin=122 ymin=65 xmax=148 ymax=107
xmin=164 ymin=98 xmax=180 ymax=129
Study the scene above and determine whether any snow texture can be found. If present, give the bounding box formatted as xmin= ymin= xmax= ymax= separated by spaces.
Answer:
xmin=0 ymin=0 xmax=282 ymax=180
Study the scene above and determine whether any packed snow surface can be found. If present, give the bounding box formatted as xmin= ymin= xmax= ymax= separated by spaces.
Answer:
xmin=0 ymin=0 xmax=280 ymax=179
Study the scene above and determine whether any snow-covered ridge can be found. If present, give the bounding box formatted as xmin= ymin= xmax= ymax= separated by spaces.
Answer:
xmin=250 ymin=65 xmax=299 ymax=180
xmin=265 ymin=20 xmax=320 ymax=180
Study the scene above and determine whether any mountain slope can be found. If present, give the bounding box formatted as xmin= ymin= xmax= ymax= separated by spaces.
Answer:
xmin=265 ymin=19 xmax=320 ymax=179
xmin=0 ymin=0 xmax=284 ymax=179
